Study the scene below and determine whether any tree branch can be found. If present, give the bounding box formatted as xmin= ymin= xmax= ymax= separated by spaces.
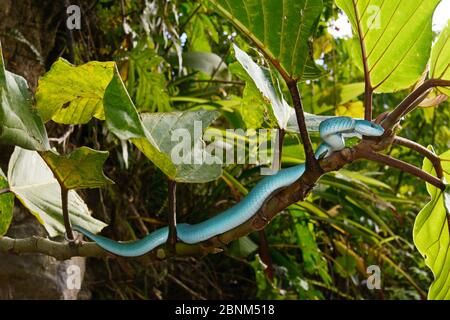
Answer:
xmin=357 ymin=149 xmax=445 ymax=190
xmin=167 ymin=179 xmax=177 ymax=254
xmin=353 ymin=3 xmax=373 ymax=121
xmin=394 ymin=136 xmax=444 ymax=178
xmin=381 ymin=79 xmax=450 ymax=130
xmin=61 ymin=187 xmax=74 ymax=241
xmin=1 ymin=126 xmax=445 ymax=260
xmin=286 ymin=80 xmax=321 ymax=173
xmin=0 ymin=235 xmax=223 ymax=260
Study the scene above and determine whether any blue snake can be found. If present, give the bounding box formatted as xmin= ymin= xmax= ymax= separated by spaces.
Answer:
xmin=73 ymin=116 xmax=384 ymax=257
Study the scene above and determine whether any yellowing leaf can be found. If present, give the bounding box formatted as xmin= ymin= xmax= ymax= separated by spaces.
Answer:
xmin=8 ymin=147 xmax=106 ymax=237
xmin=335 ymin=101 xmax=364 ymax=118
xmin=41 ymin=147 xmax=113 ymax=190
xmin=36 ymin=59 xmax=115 ymax=124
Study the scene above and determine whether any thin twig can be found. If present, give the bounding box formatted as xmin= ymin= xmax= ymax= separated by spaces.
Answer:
xmin=382 ymin=79 xmax=450 ymax=130
xmin=191 ymin=79 xmax=245 ymax=85
xmin=353 ymin=2 xmax=373 ymax=121
xmin=167 ymin=179 xmax=177 ymax=254
xmin=258 ymin=230 xmax=274 ymax=280
xmin=166 ymin=273 xmax=206 ymax=300
xmin=394 ymin=136 xmax=444 ymax=178
xmin=61 ymin=187 xmax=75 ymax=241
xmin=286 ymin=80 xmax=320 ymax=173
xmin=358 ymin=149 xmax=445 ymax=190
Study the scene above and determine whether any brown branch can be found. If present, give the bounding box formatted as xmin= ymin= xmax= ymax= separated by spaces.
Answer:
xmin=61 ymin=187 xmax=74 ymax=241
xmin=167 ymin=179 xmax=177 ymax=254
xmin=353 ymin=2 xmax=373 ymax=121
xmin=258 ymin=129 xmax=285 ymax=281
xmin=382 ymin=79 xmax=450 ymax=130
xmin=286 ymin=80 xmax=321 ymax=173
xmin=357 ymin=149 xmax=445 ymax=190
xmin=258 ymin=229 xmax=274 ymax=280
xmin=394 ymin=136 xmax=444 ymax=178
xmin=0 ymin=188 xmax=10 ymax=195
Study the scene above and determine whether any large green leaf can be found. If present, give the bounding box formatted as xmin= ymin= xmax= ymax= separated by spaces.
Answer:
xmin=133 ymin=110 xmax=223 ymax=183
xmin=233 ymin=44 xmax=293 ymax=129
xmin=0 ymin=42 xmax=49 ymax=151
xmin=336 ymin=0 xmax=440 ymax=92
xmin=41 ymin=147 xmax=113 ymax=190
xmin=104 ymin=67 xmax=158 ymax=147
xmin=208 ymin=0 xmax=324 ymax=80
xmin=0 ymin=168 xmax=14 ymax=236
xmin=104 ymin=67 xmax=221 ymax=182
xmin=35 ymin=58 xmax=115 ymax=124
xmin=7 ymin=147 xmax=107 ymax=237
xmin=413 ymin=148 xmax=450 ymax=299
xmin=431 ymin=20 xmax=450 ymax=95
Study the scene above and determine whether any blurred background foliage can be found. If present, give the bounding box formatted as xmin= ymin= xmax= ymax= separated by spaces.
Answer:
xmin=34 ymin=0 xmax=449 ymax=299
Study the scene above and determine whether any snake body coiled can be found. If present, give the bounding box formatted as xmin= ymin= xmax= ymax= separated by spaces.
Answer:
xmin=73 ymin=117 xmax=384 ymax=257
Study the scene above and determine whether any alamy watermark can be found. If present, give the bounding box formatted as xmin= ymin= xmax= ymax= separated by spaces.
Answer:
xmin=366 ymin=265 xmax=381 ymax=290
xmin=66 ymin=264 xmax=81 ymax=290
xmin=66 ymin=5 xmax=81 ymax=30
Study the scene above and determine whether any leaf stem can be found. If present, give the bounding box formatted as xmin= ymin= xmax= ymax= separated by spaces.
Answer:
xmin=258 ymin=229 xmax=274 ymax=280
xmin=394 ymin=136 xmax=444 ymax=178
xmin=358 ymin=149 xmax=445 ymax=190
xmin=353 ymin=1 xmax=373 ymax=121
xmin=382 ymin=79 xmax=450 ymax=130
xmin=61 ymin=187 xmax=74 ymax=241
xmin=167 ymin=179 xmax=177 ymax=254
xmin=286 ymin=80 xmax=320 ymax=173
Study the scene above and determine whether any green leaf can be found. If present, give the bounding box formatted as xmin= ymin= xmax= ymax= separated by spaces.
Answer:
xmin=334 ymin=254 xmax=357 ymax=278
xmin=295 ymin=217 xmax=331 ymax=284
xmin=0 ymin=168 xmax=14 ymax=236
xmin=133 ymin=110 xmax=223 ymax=183
xmin=36 ymin=58 xmax=115 ymax=124
xmin=413 ymin=147 xmax=450 ymax=299
xmin=104 ymin=67 xmax=158 ymax=146
xmin=0 ymin=41 xmax=49 ymax=151
xmin=40 ymin=147 xmax=113 ymax=190
xmin=228 ymin=62 xmax=270 ymax=129
xmin=339 ymin=82 xmax=365 ymax=104
xmin=336 ymin=0 xmax=440 ymax=92
xmin=430 ymin=20 xmax=450 ymax=95
xmin=104 ymin=68 xmax=221 ymax=182
xmin=7 ymin=147 xmax=107 ymax=237
xmin=208 ymin=0 xmax=324 ymax=80
xmin=233 ymin=44 xmax=293 ymax=129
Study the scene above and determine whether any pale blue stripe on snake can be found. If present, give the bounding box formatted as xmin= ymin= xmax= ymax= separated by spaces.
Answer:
xmin=73 ymin=117 xmax=384 ymax=257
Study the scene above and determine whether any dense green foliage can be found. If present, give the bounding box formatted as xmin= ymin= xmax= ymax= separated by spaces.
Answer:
xmin=0 ymin=0 xmax=449 ymax=300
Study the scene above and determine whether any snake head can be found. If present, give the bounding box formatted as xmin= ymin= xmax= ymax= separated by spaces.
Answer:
xmin=354 ymin=120 xmax=384 ymax=137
